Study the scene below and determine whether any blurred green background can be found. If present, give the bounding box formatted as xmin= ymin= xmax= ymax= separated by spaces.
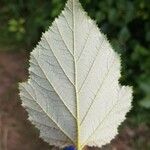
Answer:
xmin=0 ymin=0 xmax=150 ymax=149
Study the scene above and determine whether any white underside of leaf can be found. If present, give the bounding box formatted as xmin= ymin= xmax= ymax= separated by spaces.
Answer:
xmin=19 ymin=0 xmax=132 ymax=149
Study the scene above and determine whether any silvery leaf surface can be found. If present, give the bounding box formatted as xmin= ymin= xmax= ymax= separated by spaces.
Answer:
xmin=19 ymin=0 xmax=132 ymax=149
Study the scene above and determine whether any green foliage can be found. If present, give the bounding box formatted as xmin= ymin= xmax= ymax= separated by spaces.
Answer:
xmin=139 ymin=80 xmax=150 ymax=109
xmin=0 ymin=0 xmax=149 ymax=124
xmin=8 ymin=18 xmax=25 ymax=41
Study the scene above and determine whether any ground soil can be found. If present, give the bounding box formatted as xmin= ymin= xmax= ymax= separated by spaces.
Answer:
xmin=0 ymin=51 xmax=149 ymax=150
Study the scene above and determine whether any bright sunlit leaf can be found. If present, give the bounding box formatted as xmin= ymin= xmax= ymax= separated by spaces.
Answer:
xmin=19 ymin=0 xmax=132 ymax=149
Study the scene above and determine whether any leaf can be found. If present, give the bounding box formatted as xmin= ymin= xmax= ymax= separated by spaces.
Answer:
xmin=139 ymin=80 xmax=150 ymax=109
xmin=19 ymin=0 xmax=133 ymax=149
xmin=119 ymin=26 xmax=131 ymax=42
xmin=139 ymin=96 xmax=150 ymax=109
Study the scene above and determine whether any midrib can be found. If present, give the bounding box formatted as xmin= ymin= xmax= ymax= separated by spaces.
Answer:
xmin=72 ymin=0 xmax=81 ymax=149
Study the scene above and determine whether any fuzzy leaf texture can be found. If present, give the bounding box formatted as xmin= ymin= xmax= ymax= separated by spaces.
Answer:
xmin=19 ymin=0 xmax=133 ymax=149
